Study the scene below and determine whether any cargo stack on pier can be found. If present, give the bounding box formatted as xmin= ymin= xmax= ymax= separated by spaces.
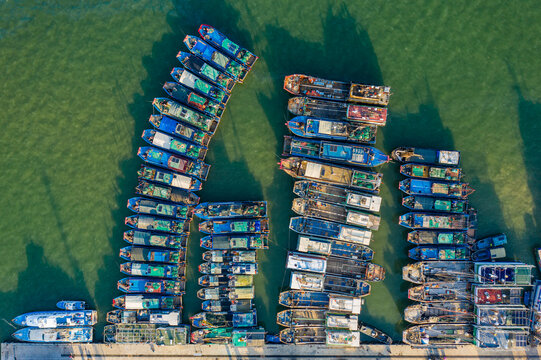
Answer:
xmin=276 ymin=74 xmax=392 ymax=346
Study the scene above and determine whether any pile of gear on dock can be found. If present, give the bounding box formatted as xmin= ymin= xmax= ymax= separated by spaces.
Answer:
xmin=276 ymin=74 xmax=393 ymax=346
xmin=102 ymin=24 xmax=258 ymax=345
xmin=395 ymin=147 xmax=539 ymax=349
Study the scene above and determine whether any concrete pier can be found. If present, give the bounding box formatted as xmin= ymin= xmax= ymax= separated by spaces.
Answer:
xmin=3 ymin=343 xmax=541 ymax=360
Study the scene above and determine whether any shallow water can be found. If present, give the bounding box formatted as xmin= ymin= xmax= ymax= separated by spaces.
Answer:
xmin=1 ymin=0 xmax=541 ymax=342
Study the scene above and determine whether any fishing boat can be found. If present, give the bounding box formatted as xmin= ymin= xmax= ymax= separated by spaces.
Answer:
xmin=399 ymin=212 xmax=477 ymax=230
xmin=326 ymin=313 xmax=359 ymax=330
xmin=471 ymin=246 xmax=506 ymax=261
xmin=359 ymin=324 xmax=392 ymax=344
xmin=152 ymin=98 xmax=219 ymax=133
xmin=125 ymin=215 xmax=190 ymax=235
xmin=289 ymin=217 xmax=372 ymax=245
xmin=12 ymin=310 xmax=97 ymax=328
xmin=198 ymin=274 xmax=253 ymax=288
xmin=198 ymin=25 xmax=258 ymax=68
xmin=286 ymin=252 xmax=327 ymax=274
xmin=290 ymin=272 xmax=371 ymax=297
xmin=137 ymin=146 xmax=210 ymax=181
xmin=12 ymin=327 xmax=92 ymax=343
xmin=141 ymin=129 xmax=208 ymax=161
xmin=136 ymin=181 xmax=200 ymax=206
xmin=200 ymin=234 xmax=269 ymax=250
xmin=117 ymin=278 xmax=184 ymax=295
xmin=194 ymin=201 xmax=267 ymax=220
xmin=400 ymin=164 xmax=462 ymax=182
xmin=392 ymin=147 xmax=460 ymax=165
xmin=293 ymin=181 xmax=382 ymax=213
xmin=112 ymin=295 xmax=181 ymax=310
xmin=283 ymin=136 xmax=389 ymax=167
xmin=191 ymin=310 xmax=257 ymax=328
xmin=137 ymin=165 xmax=202 ymax=192
xmin=404 ymin=302 xmax=474 ymax=324
xmin=163 ymin=82 xmax=224 ymax=118
xmin=473 ymin=285 xmax=527 ymax=306
xmin=176 ymin=51 xmax=236 ymax=92
xmin=276 ymin=309 xmax=326 ymax=327
xmin=183 ymin=36 xmax=248 ymax=82
xmin=106 ymin=310 xmax=180 ymax=326
xmin=287 ymin=116 xmax=377 ymax=144
xmin=127 ymin=197 xmax=193 ymax=219
xmin=402 ymin=261 xmax=474 ymax=284
xmin=279 ymin=157 xmax=383 ymax=193
xmin=402 ymin=196 xmax=469 ymax=213
xmin=199 ymin=219 xmax=269 ymax=234
xmin=279 ymin=326 xmax=326 ymax=344
xmin=197 ymin=287 xmax=254 ymax=300
xmin=536 ymin=248 xmax=541 ymax=272
xmin=292 ymin=198 xmax=381 ymax=230
xmin=171 ymin=67 xmax=230 ymax=103
xmin=474 ymin=327 xmax=530 ymax=349
xmin=149 ymin=114 xmax=212 ymax=146
xmin=296 ymin=235 xmax=374 ymax=261
xmin=403 ymin=324 xmax=473 ymax=346
xmin=326 ymin=256 xmax=385 ymax=281
xmin=123 ymin=230 xmax=186 ymax=249
xmin=326 ymin=330 xmax=360 ymax=347
xmin=119 ymin=246 xmax=184 ymax=264
xmin=408 ymin=282 xmax=471 ymax=302
xmin=283 ymin=74 xmax=390 ymax=105
xmin=120 ymin=262 xmax=184 ymax=279
xmin=190 ymin=327 xmax=232 ymax=344
xmin=201 ymin=299 xmax=253 ymax=313
xmin=408 ymin=245 xmax=471 ymax=261
xmin=474 ymin=262 xmax=534 ymax=286
xmin=399 ymin=179 xmax=474 ymax=199
xmin=202 ymin=250 xmax=257 ymax=263
xmin=198 ymin=262 xmax=258 ymax=275
xmin=288 ymin=97 xmax=387 ymax=126
xmin=278 ymin=290 xmax=329 ymax=309
xmin=407 ymin=230 xmax=475 ymax=246
xmin=56 ymin=301 xmax=86 ymax=311
xmin=476 ymin=306 xmax=531 ymax=326
xmin=473 ymin=234 xmax=507 ymax=251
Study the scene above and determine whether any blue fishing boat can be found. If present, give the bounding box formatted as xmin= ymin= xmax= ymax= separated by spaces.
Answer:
xmin=400 ymin=164 xmax=462 ymax=182
xmin=399 ymin=212 xmax=477 ymax=230
xmin=12 ymin=310 xmax=97 ymax=328
xmin=283 ymin=136 xmax=389 ymax=167
xmin=141 ymin=129 xmax=208 ymax=160
xmin=137 ymin=146 xmax=210 ymax=181
xmin=289 ymin=217 xmax=372 ymax=246
xmin=287 ymin=116 xmax=377 ymax=144
xmin=296 ymin=235 xmax=374 ymax=261
xmin=198 ymin=25 xmax=258 ymax=69
xmin=194 ymin=201 xmax=267 ymax=220
xmin=137 ymin=166 xmax=203 ymax=193
xmin=106 ymin=309 xmax=181 ymax=326
xmin=402 ymin=196 xmax=469 ymax=213
xmin=202 ymin=250 xmax=257 ymax=263
xmin=163 ymin=82 xmax=224 ymax=118
xmin=176 ymin=52 xmax=236 ymax=92
xmin=399 ymin=179 xmax=474 ymax=199
xmin=278 ymin=290 xmax=329 ymax=309
xmin=127 ymin=197 xmax=193 ymax=219
xmin=170 ymin=67 xmax=230 ymax=103
xmin=119 ymin=246 xmax=184 ymax=264
xmin=124 ymin=229 xmax=187 ymax=249
xmin=201 ymin=299 xmax=253 ymax=313
xmin=125 ymin=215 xmax=190 ymax=235
xmin=183 ymin=35 xmax=248 ymax=82
xmin=406 ymin=230 xmax=475 ymax=245
xmin=152 ymin=98 xmax=219 ymax=133
xmin=12 ymin=327 xmax=92 ymax=343
xmin=191 ymin=310 xmax=257 ymax=328
xmin=117 ymin=278 xmax=184 ymax=295
xmin=408 ymin=245 xmax=471 ymax=261
xmin=200 ymin=234 xmax=269 ymax=250
xmin=112 ymin=295 xmax=182 ymax=310
xmin=473 ymin=234 xmax=507 ymax=251
xmin=149 ymin=114 xmax=212 ymax=146
xmin=198 ymin=262 xmax=258 ymax=275
xmin=392 ymin=147 xmax=460 ymax=165
xmin=471 ymin=246 xmax=506 ymax=261
xmin=199 ymin=219 xmax=269 ymax=234
xmin=120 ymin=262 xmax=185 ymax=279
xmin=56 ymin=301 xmax=86 ymax=311
xmin=198 ymin=274 xmax=253 ymax=288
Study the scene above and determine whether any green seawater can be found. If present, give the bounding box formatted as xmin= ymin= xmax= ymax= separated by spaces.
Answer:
xmin=1 ymin=0 xmax=541 ymax=342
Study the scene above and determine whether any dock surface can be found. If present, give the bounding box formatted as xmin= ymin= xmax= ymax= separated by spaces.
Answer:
xmin=3 ymin=343 xmax=541 ymax=359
